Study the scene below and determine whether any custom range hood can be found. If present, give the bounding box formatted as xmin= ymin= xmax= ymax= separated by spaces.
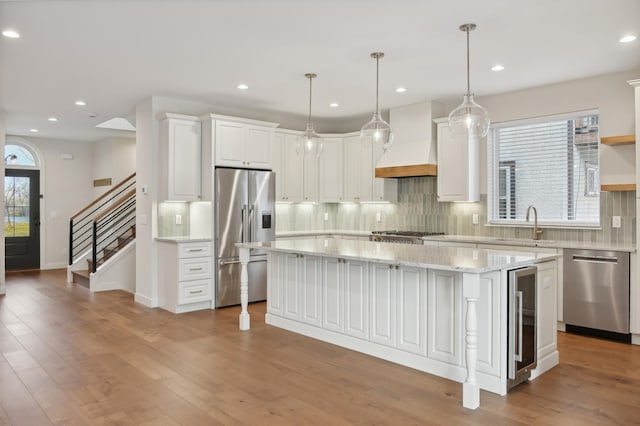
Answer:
xmin=375 ymin=101 xmax=443 ymax=178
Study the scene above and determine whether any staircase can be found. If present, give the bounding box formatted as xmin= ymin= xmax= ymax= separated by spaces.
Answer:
xmin=68 ymin=173 xmax=136 ymax=289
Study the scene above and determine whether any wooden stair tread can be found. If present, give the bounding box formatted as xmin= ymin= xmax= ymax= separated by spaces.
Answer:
xmin=71 ymin=269 xmax=90 ymax=288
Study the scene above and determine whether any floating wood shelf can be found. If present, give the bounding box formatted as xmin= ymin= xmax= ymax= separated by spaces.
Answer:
xmin=375 ymin=164 xmax=437 ymax=178
xmin=600 ymin=183 xmax=636 ymax=192
xmin=600 ymin=135 xmax=635 ymax=145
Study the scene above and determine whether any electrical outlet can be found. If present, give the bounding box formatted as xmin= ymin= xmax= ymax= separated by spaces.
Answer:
xmin=324 ymin=212 xmax=329 ymax=221
xmin=376 ymin=212 xmax=382 ymax=222
xmin=612 ymin=216 xmax=621 ymax=228
xmin=176 ymin=214 xmax=182 ymax=225
xmin=472 ymin=213 xmax=479 ymax=225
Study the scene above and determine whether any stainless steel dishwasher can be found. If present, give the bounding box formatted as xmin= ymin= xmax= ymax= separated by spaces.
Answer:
xmin=564 ymin=248 xmax=630 ymax=342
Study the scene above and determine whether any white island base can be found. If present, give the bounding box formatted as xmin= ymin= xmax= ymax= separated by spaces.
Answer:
xmin=237 ymin=239 xmax=560 ymax=409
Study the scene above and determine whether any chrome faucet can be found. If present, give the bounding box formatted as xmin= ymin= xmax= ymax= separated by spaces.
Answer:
xmin=525 ymin=205 xmax=543 ymax=240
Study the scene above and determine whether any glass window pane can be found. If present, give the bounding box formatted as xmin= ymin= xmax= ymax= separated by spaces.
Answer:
xmin=4 ymin=144 xmax=36 ymax=166
xmin=4 ymin=176 xmax=30 ymax=237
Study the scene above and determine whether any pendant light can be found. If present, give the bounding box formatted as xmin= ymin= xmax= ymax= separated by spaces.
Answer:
xmin=448 ymin=23 xmax=490 ymax=138
xmin=299 ymin=73 xmax=322 ymax=157
xmin=361 ymin=52 xmax=393 ymax=151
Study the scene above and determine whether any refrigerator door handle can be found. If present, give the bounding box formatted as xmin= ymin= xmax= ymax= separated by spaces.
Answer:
xmin=248 ymin=204 xmax=256 ymax=242
xmin=241 ymin=204 xmax=248 ymax=243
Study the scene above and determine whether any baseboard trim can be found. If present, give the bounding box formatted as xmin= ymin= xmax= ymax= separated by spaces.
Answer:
xmin=134 ymin=293 xmax=157 ymax=308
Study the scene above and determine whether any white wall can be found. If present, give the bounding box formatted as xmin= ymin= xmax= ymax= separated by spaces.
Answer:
xmin=443 ymin=69 xmax=639 ymax=193
xmin=92 ymin=136 xmax=136 ymax=198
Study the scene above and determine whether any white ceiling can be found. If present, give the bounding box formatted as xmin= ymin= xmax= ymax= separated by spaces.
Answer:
xmin=1 ymin=0 xmax=639 ymax=142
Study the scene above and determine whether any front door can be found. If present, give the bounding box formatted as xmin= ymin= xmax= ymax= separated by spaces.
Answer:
xmin=4 ymin=169 xmax=40 ymax=270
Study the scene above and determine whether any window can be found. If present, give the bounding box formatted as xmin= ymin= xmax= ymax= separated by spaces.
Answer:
xmin=488 ymin=111 xmax=600 ymax=227
xmin=4 ymin=144 xmax=36 ymax=167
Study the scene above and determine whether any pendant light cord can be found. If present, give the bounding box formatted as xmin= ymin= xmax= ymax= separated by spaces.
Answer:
xmin=375 ymin=55 xmax=380 ymax=114
xmin=307 ymin=76 xmax=313 ymax=124
xmin=466 ymin=27 xmax=471 ymax=96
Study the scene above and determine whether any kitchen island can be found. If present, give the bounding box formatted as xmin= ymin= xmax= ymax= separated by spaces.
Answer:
xmin=237 ymin=238 xmax=560 ymax=409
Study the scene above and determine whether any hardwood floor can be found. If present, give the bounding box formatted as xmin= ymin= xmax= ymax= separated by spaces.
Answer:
xmin=1 ymin=269 xmax=639 ymax=425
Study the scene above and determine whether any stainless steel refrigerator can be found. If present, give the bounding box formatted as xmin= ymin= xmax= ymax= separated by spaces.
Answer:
xmin=214 ymin=168 xmax=275 ymax=308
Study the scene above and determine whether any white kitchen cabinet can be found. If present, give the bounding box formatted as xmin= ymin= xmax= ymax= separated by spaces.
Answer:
xmin=211 ymin=115 xmax=277 ymax=169
xmin=343 ymin=135 xmax=373 ymax=202
xmin=344 ymin=259 xmax=369 ymax=339
xmin=434 ymin=118 xmax=480 ymax=202
xmin=159 ymin=113 xmax=202 ymax=201
xmin=323 ymin=257 xmax=344 ymax=332
xmin=277 ymin=251 xmax=323 ymax=326
xmin=427 ymin=269 xmax=463 ymax=365
xmin=396 ymin=265 xmax=428 ymax=355
xmin=343 ymin=134 xmax=396 ymax=202
xmin=273 ymin=131 xmax=303 ymax=202
xmin=267 ymin=252 xmax=284 ymax=316
xmin=303 ymin=148 xmax=319 ymax=202
xmin=536 ymin=260 xmax=558 ymax=359
xmin=319 ymin=137 xmax=344 ymax=202
xmin=157 ymin=240 xmax=212 ymax=313
xmin=369 ymin=262 xmax=397 ymax=347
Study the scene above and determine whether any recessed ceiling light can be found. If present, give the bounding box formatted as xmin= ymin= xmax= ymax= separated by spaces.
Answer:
xmin=329 ymin=102 xmax=339 ymax=108
xmin=619 ymin=35 xmax=637 ymax=43
xmin=491 ymin=64 xmax=505 ymax=71
xmin=237 ymin=83 xmax=249 ymax=90
xmin=395 ymin=87 xmax=407 ymax=93
xmin=75 ymin=100 xmax=87 ymax=106
xmin=48 ymin=117 xmax=59 ymax=122
xmin=2 ymin=29 xmax=20 ymax=39
xmin=29 ymin=128 xmax=39 ymax=133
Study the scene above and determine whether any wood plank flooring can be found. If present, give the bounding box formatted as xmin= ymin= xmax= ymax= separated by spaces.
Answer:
xmin=1 ymin=269 xmax=640 ymax=425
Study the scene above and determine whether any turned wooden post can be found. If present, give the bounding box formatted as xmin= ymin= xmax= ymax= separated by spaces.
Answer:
xmin=462 ymin=272 xmax=480 ymax=409
xmin=239 ymin=246 xmax=250 ymax=330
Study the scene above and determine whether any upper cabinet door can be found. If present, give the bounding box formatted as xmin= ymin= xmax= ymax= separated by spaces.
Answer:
xmin=215 ymin=120 xmax=245 ymax=168
xmin=436 ymin=119 xmax=480 ymax=202
xmin=319 ymin=137 xmax=343 ymax=202
xmin=245 ymin=125 xmax=272 ymax=169
xmin=214 ymin=120 xmax=274 ymax=170
xmin=160 ymin=114 xmax=202 ymax=201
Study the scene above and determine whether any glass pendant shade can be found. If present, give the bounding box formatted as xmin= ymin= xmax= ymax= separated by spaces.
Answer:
xmin=448 ymin=23 xmax=490 ymax=138
xmin=361 ymin=52 xmax=393 ymax=151
xmin=300 ymin=122 xmax=322 ymax=157
xmin=299 ymin=73 xmax=322 ymax=157
xmin=448 ymin=94 xmax=490 ymax=137
xmin=360 ymin=112 xmax=393 ymax=151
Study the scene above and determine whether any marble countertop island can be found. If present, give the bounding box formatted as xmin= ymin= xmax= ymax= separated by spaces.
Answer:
xmin=242 ymin=238 xmax=559 ymax=273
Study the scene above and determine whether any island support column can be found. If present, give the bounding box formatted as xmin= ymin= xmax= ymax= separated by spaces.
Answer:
xmin=239 ymin=246 xmax=250 ymax=330
xmin=462 ymin=272 xmax=480 ymax=409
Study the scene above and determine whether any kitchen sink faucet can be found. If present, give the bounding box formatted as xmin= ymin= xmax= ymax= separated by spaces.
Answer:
xmin=525 ymin=205 xmax=543 ymax=240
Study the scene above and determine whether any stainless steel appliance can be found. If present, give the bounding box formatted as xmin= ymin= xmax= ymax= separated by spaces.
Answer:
xmin=369 ymin=230 xmax=445 ymax=245
xmin=564 ymin=248 xmax=630 ymax=342
xmin=508 ymin=266 xmax=537 ymax=390
xmin=214 ymin=168 xmax=275 ymax=308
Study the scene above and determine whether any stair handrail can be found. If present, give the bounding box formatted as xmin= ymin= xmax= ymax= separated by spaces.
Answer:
xmin=70 ymin=172 xmax=136 ymax=220
xmin=69 ymin=173 xmax=136 ymax=265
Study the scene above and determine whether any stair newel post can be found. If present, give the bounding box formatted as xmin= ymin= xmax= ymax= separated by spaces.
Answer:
xmin=69 ymin=219 xmax=73 ymax=266
xmin=92 ymin=220 xmax=98 ymax=273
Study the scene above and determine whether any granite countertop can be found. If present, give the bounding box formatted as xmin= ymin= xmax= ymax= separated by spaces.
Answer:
xmin=424 ymin=234 xmax=636 ymax=252
xmin=238 ymin=238 xmax=559 ymax=273
xmin=156 ymin=236 xmax=212 ymax=243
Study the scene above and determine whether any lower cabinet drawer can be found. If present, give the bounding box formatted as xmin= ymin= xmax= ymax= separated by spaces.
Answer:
xmin=178 ymin=257 xmax=211 ymax=281
xmin=178 ymin=279 xmax=211 ymax=304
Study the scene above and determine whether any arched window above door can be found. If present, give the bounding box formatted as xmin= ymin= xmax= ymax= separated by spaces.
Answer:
xmin=4 ymin=143 xmax=37 ymax=167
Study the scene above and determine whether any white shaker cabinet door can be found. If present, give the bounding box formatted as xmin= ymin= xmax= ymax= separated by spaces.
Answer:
xmin=245 ymin=125 xmax=272 ymax=169
xmin=323 ymin=257 xmax=344 ymax=333
xmin=369 ymin=263 xmax=396 ymax=347
xmin=215 ymin=120 xmax=245 ymax=168
xmin=427 ymin=269 xmax=463 ymax=365
xmin=537 ymin=260 xmax=558 ymax=359
xmin=161 ymin=115 xmax=202 ymax=201
xmin=319 ymin=137 xmax=343 ymax=202
xmin=344 ymin=259 xmax=369 ymax=340
xmin=396 ymin=266 xmax=427 ymax=355
xmin=301 ymin=255 xmax=323 ymax=326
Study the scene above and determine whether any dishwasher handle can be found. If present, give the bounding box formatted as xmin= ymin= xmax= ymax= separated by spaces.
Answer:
xmin=571 ymin=254 xmax=618 ymax=264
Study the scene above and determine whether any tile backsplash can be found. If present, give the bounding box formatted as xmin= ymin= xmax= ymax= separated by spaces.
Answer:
xmin=276 ymin=177 xmax=636 ymax=246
